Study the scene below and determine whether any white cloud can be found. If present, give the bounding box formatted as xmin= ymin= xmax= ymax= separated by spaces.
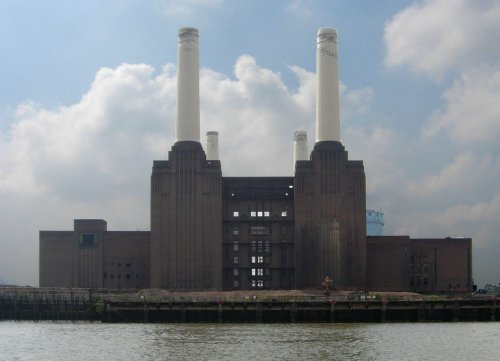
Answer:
xmin=384 ymin=0 xmax=500 ymax=77
xmin=403 ymin=152 xmax=500 ymax=212
xmin=424 ymin=63 xmax=500 ymax=145
xmin=286 ymin=0 xmax=313 ymax=18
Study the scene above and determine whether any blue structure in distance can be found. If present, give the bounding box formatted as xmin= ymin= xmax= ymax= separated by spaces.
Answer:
xmin=367 ymin=209 xmax=384 ymax=236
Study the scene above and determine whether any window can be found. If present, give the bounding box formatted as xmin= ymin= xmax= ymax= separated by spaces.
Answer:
xmin=233 ymin=211 xmax=239 ymax=217
xmin=251 ymin=240 xmax=256 ymax=252
xmin=264 ymin=211 xmax=270 ymax=217
xmin=233 ymin=256 xmax=239 ymax=264
xmin=233 ymin=268 xmax=239 ymax=276
xmin=233 ymin=280 xmax=239 ymax=288
xmin=281 ymin=211 xmax=287 ymax=217
xmin=250 ymin=226 xmax=270 ymax=235
xmin=233 ymin=227 xmax=239 ymax=235
xmin=257 ymin=268 xmax=264 ymax=276
xmin=252 ymin=268 xmax=256 ymax=276
xmin=233 ymin=244 xmax=239 ymax=251
xmin=257 ymin=256 xmax=264 ymax=263
xmin=265 ymin=241 xmax=270 ymax=253
xmin=251 ymin=280 xmax=256 ymax=288
xmin=79 ymin=233 xmax=97 ymax=248
xmin=251 ymin=211 xmax=256 ymax=217
xmin=257 ymin=280 xmax=264 ymax=288
xmin=251 ymin=256 xmax=256 ymax=264
xmin=257 ymin=240 xmax=263 ymax=253
xmin=257 ymin=211 xmax=263 ymax=217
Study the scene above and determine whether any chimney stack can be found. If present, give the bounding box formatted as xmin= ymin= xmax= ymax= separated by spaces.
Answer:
xmin=293 ymin=131 xmax=308 ymax=167
xmin=176 ymin=27 xmax=200 ymax=143
xmin=315 ymin=28 xmax=340 ymax=143
xmin=205 ymin=131 xmax=219 ymax=160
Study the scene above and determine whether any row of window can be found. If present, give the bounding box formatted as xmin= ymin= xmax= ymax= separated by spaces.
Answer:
xmin=103 ymin=272 xmax=145 ymax=280
xmin=232 ymin=268 xmax=271 ymax=277
xmin=232 ymin=211 xmax=288 ymax=217
xmin=231 ymin=280 xmax=266 ymax=288
xmin=233 ymin=255 xmax=270 ymax=264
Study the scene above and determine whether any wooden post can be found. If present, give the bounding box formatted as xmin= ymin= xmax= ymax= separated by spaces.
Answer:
xmin=418 ymin=302 xmax=425 ymax=322
xmin=256 ymin=302 xmax=262 ymax=323
xmin=143 ymin=302 xmax=149 ymax=323
xmin=180 ymin=304 xmax=187 ymax=323
xmin=381 ymin=299 xmax=387 ymax=322
xmin=290 ymin=302 xmax=297 ymax=323
xmin=329 ymin=300 xmax=336 ymax=323
xmin=452 ymin=303 xmax=460 ymax=322
xmin=217 ymin=301 xmax=224 ymax=323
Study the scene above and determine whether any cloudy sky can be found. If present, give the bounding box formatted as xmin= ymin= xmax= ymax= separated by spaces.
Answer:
xmin=1 ymin=0 xmax=499 ymax=287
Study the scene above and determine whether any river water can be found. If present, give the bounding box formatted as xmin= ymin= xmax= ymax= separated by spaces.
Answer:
xmin=1 ymin=322 xmax=499 ymax=361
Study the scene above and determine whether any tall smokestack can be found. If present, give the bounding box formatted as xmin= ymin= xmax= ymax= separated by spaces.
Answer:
xmin=176 ymin=27 xmax=200 ymax=142
xmin=293 ymin=131 xmax=308 ymax=167
xmin=205 ymin=131 xmax=219 ymax=160
xmin=315 ymin=28 xmax=340 ymax=143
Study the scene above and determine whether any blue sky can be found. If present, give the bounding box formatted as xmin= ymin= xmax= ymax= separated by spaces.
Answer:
xmin=1 ymin=0 xmax=499 ymax=287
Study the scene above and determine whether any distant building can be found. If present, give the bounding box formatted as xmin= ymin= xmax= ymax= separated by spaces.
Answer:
xmin=39 ymin=27 xmax=472 ymax=294
xmin=367 ymin=210 xmax=384 ymax=236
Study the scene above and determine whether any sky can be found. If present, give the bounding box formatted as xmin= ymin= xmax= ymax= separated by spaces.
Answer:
xmin=0 ymin=0 xmax=499 ymax=288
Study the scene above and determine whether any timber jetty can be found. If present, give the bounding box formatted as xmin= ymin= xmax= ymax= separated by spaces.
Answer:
xmin=0 ymin=287 xmax=497 ymax=323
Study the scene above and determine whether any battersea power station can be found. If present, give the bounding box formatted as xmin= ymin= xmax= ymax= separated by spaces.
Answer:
xmin=39 ymin=28 xmax=472 ymax=294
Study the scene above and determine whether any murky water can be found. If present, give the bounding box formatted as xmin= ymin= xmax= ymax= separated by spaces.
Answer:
xmin=1 ymin=322 xmax=499 ymax=361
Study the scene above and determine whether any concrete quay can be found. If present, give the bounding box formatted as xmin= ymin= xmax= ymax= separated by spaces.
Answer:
xmin=0 ymin=287 xmax=497 ymax=323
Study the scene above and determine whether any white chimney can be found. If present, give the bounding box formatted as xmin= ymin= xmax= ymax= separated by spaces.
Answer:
xmin=205 ymin=131 xmax=219 ymax=160
xmin=176 ymin=27 xmax=200 ymax=142
xmin=315 ymin=28 xmax=340 ymax=143
xmin=294 ymin=131 xmax=308 ymax=167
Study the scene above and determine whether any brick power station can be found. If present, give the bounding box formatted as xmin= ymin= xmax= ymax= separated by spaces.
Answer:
xmin=39 ymin=28 xmax=472 ymax=294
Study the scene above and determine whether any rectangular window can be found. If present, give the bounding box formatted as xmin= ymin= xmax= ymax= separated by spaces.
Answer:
xmin=257 ymin=240 xmax=263 ymax=253
xmin=251 ymin=256 xmax=256 ymax=264
xmin=264 ymin=211 xmax=270 ymax=217
xmin=233 ymin=268 xmax=239 ymax=276
xmin=250 ymin=226 xmax=270 ymax=235
xmin=265 ymin=241 xmax=270 ymax=253
xmin=257 ymin=280 xmax=264 ymax=288
xmin=251 ymin=240 xmax=256 ymax=252
xmin=251 ymin=211 xmax=256 ymax=217
xmin=257 ymin=211 xmax=263 ymax=217
xmin=233 ymin=256 xmax=239 ymax=264
xmin=79 ymin=233 xmax=97 ymax=248
xmin=257 ymin=269 xmax=264 ymax=276
xmin=281 ymin=211 xmax=287 ymax=217
xmin=265 ymin=269 xmax=270 ymax=276
xmin=233 ymin=244 xmax=239 ymax=251
xmin=251 ymin=280 xmax=256 ymax=288
xmin=233 ymin=227 xmax=239 ymax=235
xmin=233 ymin=280 xmax=239 ymax=288
xmin=257 ymin=256 xmax=264 ymax=263
xmin=233 ymin=211 xmax=239 ymax=217
xmin=252 ymin=268 xmax=256 ymax=276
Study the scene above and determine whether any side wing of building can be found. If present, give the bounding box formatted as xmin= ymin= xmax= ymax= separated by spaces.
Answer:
xmin=367 ymin=236 xmax=472 ymax=293
xmin=39 ymin=219 xmax=150 ymax=290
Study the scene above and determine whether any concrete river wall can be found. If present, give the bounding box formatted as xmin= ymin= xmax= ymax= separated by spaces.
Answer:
xmin=1 ymin=287 xmax=498 ymax=323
